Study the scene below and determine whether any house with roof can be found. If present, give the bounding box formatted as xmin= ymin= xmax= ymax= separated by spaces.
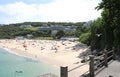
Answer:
xmin=38 ymin=25 xmax=77 ymax=35
xmin=20 ymin=24 xmax=32 ymax=28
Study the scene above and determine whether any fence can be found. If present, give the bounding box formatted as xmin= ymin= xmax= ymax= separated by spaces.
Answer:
xmin=60 ymin=48 xmax=115 ymax=77
xmin=60 ymin=62 xmax=89 ymax=77
xmin=87 ymin=48 xmax=115 ymax=77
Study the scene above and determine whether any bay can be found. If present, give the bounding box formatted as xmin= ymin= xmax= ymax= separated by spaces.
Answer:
xmin=0 ymin=48 xmax=59 ymax=77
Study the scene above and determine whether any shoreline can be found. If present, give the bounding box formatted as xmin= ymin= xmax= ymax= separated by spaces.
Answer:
xmin=0 ymin=46 xmax=65 ymax=68
xmin=0 ymin=46 xmax=59 ymax=68
xmin=0 ymin=39 xmax=89 ymax=77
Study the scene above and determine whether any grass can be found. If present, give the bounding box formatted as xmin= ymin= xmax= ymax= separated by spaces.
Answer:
xmin=25 ymin=27 xmax=38 ymax=31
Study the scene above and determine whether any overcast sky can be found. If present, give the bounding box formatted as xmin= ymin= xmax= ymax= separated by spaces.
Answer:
xmin=0 ymin=0 xmax=102 ymax=24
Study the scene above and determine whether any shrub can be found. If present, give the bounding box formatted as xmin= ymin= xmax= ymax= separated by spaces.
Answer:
xmin=79 ymin=32 xmax=91 ymax=45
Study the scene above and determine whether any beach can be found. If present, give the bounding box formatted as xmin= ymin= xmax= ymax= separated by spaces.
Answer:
xmin=0 ymin=39 xmax=89 ymax=77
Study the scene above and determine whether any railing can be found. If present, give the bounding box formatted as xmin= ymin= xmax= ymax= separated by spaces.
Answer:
xmin=88 ymin=49 xmax=115 ymax=77
xmin=60 ymin=48 xmax=115 ymax=77
xmin=78 ymin=48 xmax=115 ymax=77
xmin=60 ymin=63 xmax=88 ymax=77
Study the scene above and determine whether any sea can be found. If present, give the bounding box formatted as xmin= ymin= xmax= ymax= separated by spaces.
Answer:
xmin=0 ymin=48 xmax=59 ymax=77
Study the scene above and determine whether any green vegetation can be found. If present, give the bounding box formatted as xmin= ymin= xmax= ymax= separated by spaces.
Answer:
xmin=0 ymin=25 xmax=51 ymax=39
xmin=55 ymin=30 xmax=65 ymax=39
xmin=75 ymin=26 xmax=89 ymax=37
xmin=90 ymin=18 xmax=103 ymax=50
xmin=0 ymin=22 xmax=86 ymax=39
xmin=0 ymin=25 xmax=25 ymax=39
xmin=79 ymin=32 xmax=91 ymax=46
xmin=79 ymin=0 xmax=120 ymax=56
xmin=96 ymin=0 xmax=120 ymax=54
xmin=25 ymin=27 xmax=38 ymax=31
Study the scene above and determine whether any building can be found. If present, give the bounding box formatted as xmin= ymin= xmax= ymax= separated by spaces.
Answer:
xmin=15 ymin=36 xmax=24 ymax=40
xmin=38 ymin=25 xmax=77 ymax=35
xmin=60 ymin=37 xmax=79 ymax=41
xmin=26 ymin=34 xmax=33 ymax=39
xmin=20 ymin=25 xmax=32 ymax=28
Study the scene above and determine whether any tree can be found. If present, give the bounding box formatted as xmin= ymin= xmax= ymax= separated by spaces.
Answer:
xmin=96 ymin=0 xmax=120 ymax=53
xmin=79 ymin=32 xmax=91 ymax=46
xmin=74 ymin=25 xmax=89 ymax=37
xmin=90 ymin=18 xmax=104 ymax=51
xmin=55 ymin=30 xmax=65 ymax=39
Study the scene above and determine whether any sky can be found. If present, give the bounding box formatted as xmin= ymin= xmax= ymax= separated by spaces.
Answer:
xmin=0 ymin=0 xmax=102 ymax=24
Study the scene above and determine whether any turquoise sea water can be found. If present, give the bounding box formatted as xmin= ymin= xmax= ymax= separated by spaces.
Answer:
xmin=0 ymin=48 xmax=59 ymax=77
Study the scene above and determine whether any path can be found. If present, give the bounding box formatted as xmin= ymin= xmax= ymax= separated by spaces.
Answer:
xmin=96 ymin=60 xmax=120 ymax=77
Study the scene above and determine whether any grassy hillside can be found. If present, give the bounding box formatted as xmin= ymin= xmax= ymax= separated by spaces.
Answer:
xmin=25 ymin=27 xmax=38 ymax=31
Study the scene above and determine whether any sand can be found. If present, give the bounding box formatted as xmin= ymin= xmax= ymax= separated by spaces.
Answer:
xmin=0 ymin=39 xmax=89 ymax=77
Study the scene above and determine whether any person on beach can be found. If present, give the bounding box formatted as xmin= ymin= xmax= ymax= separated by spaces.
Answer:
xmin=41 ymin=47 xmax=44 ymax=50
xmin=23 ymin=45 xmax=27 ymax=50
xmin=55 ymin=47 xmax=58 ymax=53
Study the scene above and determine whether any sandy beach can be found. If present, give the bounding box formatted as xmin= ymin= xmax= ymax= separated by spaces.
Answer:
xmin=0 ymin=39 xmax=89 ymax=77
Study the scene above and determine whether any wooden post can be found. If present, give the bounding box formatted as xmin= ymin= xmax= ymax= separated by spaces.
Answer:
xmin=112 ymin=47 xmax=115 ymax=60
xmin=112 ymin=50 xmax=115 ymax=60
xmin=89 ymin=55 xmax=95 ymax=77
xmin=60 ymin=66 xmax=68 ymax=77
xmin=104 ymin=49 xmax=108 ymax=67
